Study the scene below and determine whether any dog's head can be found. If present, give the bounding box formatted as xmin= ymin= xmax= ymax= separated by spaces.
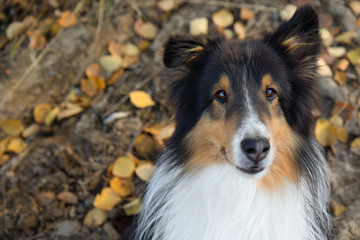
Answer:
xmin=165 ymin=6 xmax=320 ymax=189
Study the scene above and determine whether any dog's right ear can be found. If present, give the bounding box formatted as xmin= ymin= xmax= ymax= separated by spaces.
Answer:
xmin=163 ymin=30 xmax=225 ymax=68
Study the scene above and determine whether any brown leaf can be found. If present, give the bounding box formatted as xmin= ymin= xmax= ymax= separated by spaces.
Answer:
xmin=57 ymin=191 xmax=78 ymax=204
xmin=110 ymin=177 xmax=132 ymax=197
xmin=135 ymin=162 xmax=155 ymax=182
xmin=0 ymin=119 xmax=24 ymax=136
xmin=134 ymin=20 xmax=158 ymax=40
xmin=334 ymin=58 xmax=350 ymax=71
xmin=33 ymin=103 xmax=52 ymax=124
xmin=81 ymin=78 xmax=98 ymax=97
xmin=85 ymin=63 xmax=101 ymax=78
xmin=189 ymin=18 xmax=209 ymax=35
xmin=57 ymin=11 xmax=77 ymax=28
xmin=122 ymin=55 xmax=139 ymax=68
xmin=330 ymin=200 xmax=346 ymax=217
xmin=138 ymin=40 xmax=150 ymax=51
xmin=0 ymin=154 xmax=11 ymax=166
xmin=107 ymin=68 xmax=124 ymax=86
xmin=333 ymin=70 xmax=347 ymax=86
xmin=332 ymin=101 xmax=355 ymax=121
xmin=134 ymin=134 xmax=156 ymax=160
xmin=123 ymin=198 xmax=142 ymax=216
xmin=212 ymin=9 xmax=234 ymax=28
xmin=112 ymin=157 xmax=136 ymax=178
xmin=129 ymin=91 xmax=155 ymax=108
xmin=84 ymin=208 xmax=108 ymax=229
xmin=27 ymin=30 xmax=46 ymax=50
xmin=93 ymin=187 xmax=122 ymax=211
xmin=108 ymin=41 xmax=122 ymax=56
xmin=233 ymin=22 xmax=246 ymax=40
xmin=240 ymin=7 xmax=255 ymax=21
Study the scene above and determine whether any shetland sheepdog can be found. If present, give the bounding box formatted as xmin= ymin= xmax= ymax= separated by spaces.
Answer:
xmin=136 ymin=6 xmax=331 ymax=240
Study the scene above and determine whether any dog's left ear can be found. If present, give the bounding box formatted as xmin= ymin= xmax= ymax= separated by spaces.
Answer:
xmin=264 ymin=5 xmax=320 ymax=75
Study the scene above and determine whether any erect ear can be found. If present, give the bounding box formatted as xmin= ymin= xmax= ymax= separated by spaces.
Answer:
xmin=263 ymin=5 xmax=320 ymax=76
xmin=163 ymin=29 xmax=225 ymax=68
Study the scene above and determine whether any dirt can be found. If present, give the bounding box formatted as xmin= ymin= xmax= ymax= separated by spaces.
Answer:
xmin=0 ymin=0 xmax=359 ymax=239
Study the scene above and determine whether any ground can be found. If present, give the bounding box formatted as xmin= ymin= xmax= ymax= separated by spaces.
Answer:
xmin=0 ymin=0 xmax=359 ymax=239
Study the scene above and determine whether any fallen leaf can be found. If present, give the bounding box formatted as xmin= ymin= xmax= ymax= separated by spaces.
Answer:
xmin=99 ymin=55 xmax=122 ymax=72
xmin=44 ymin=106 xmax=60 ymax=126
xmin=110 ymin=177 xmax=132 ymax=197
xmin=7 ymin=137 xmax=27 ymax=154
xmin=27 ymin=29 xmax=46 ymax=50
xmin=134 ymin=134 xmax=156 ymax=160
xmin=81 ymin=78 xmax=98 ymax=97
xmin=57 ymin=103 xmax=84 ymax=121
xmin=317 ymin=58 xmax=333 ymax=77
xmin=335 ymin=31 xmax=357 ymax=45
xmin=93 ymin=187 xmax=122 ymax=211
xmin=84 ymin=208 xmax=108 ymax=229
xmin=129 ymin=90 xmax=155 ymax=108
xmin=156 ymin=123 xmax=175 ymax=142
xmin=350 ymin=1 xmax=360 ymax=15
xmin=350 ymin=137 xmax=360 ymax=150
xmin=0 ymin=119 xmax=24 ymax=137
xmin=337 ymin=127 xmax=348 ymax=143
xmin=57 ymin=191 xmax=78 ymax=204
xmin=346 ymin=48 xmax=360 ymax=65
xmin=57 ymin=11 xmax=77 ymax=28
xmin=212 ymin=9 xmax=234 ymax=28
xmin=122 ymin=55 xmax=139 ymax=68
xmin=93 ymin=76 xmax=106 ymax=90
xmin=85 ymin=63 xmax=101 ymax=78
xmin=315 ymin=119 xmax=338 ymax=147
xmin=6 ymin=22 xmax=26 ymax=40
xmin=328 ymin=47 xmax=346 ymax=58
xmin=329 ymin=115 xmax=344 ymax=127
xmin=0 ymin=138 xmax=10 ymax=152
xmin=332 ymin=101 xmax=355 ymax=121
xmin=36 ymin=190 xmax=56 ymax=207
xmin=134 ymin=20 xmax=158 ymax=40
xmin=189 ymin=17 xmax=209 ymax=35
xmin=157 ymin=0 xmax=177 ymax=12
xmin=108 ymin=41 xmax=122 ymax=56
xmin=223 ymin=29 xmax=234 ymax=39
xmin=33 ymin=103 xmax=52 ymax=124
xmin=330 ymin=200 xmax=346 ymax=217
xmin=121 ymin=43 xmax=139 ymax=56
xmin=334 ymin=58 xmax=350 ymax=71
xmin=333 ymin=70 xmax=347 ymax=86
xmin=144 ymin=124 xmax=164 ymax=136
xmin=233 ymin=21 xmax=246 ymax=40
xmin=280 ymin=4 xmax=297 ymax=21
xmin=22 ymin=124 xmax=40 ymax=138
xmin=123 ymin=198 xmax=142 ymax=216
xmin=138 ymin=40 xmax=150 ymax=51
xmin=135 ymin=162 xmax=155 ymax=182
xmin=107 ymin=68 xmax=125 ymax=85
xmin=319 ymin=28 xmax=333 ymax=46
xmin=112 ymin=157 xmax=136 ymax=178
xmin=240 ymin=7 xmax=255 ymax=21
xmin=0 ymin=154 xmax=11 ymax=166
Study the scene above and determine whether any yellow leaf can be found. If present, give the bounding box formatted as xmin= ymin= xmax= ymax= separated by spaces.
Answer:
xmin=57 ymin=11 xmax=77 ymax=28
xmin=33 ymin=103 xmax=52 ymax=124
xmin=143 ymin=123 xmax=164 ymax=136
xmin=93 ymin=187 xmax=122 ymax=211
xmin=81 ymin=78 xmax=98 ymax=97
xmin=110 ymin=177 xmax=132 ymax=197
xmin=134 ymin=19 xmax=158 ymax=40
xmin=0 ymin=138 xmax=10 ymax=152
xmin=93 ymin=76 xmax=106 ymax=90
xmin=107 ymin=68 xmax=124 ymax=86
xmin=129 ymin=90 xmax=155 ymax=108
xmin=134 ymin=134 xmax=156 ymax=160
xmin=330 ymin=200 xmax=346 ymax=217
xmin=189 ymin=17 xmax=209 ymax=35
xmin=7 ymin=137 xmax=27 ymax=154
xmin=0 ymin=119 xmax=24 ymax=137
xmin=315 ymin=119 xmax=338 ymax=147
xmin=337 ymin=127 xmax=348 ymax=143
xmin=329 ymin=115 xmax=343 ymax=127
xmin=346 ymin=48 xmax=360 ymax=65
xmin=112 ymin=157 xmax=136 ymax=178
xmin=335 ymin=31 xmax=357 ymax=45
xmin=135 ymin=162 xmax=155 ymax=182
xmin=85 ymin=63 xmax=101 ymax=78
xmin=123 ymin=198 xmax=142 ymax=216
xmin=120 ymin=43 xmax=139 ymax=56
xmin=44 ymin=106 xmax=60 ymax=126
xmin=99 ymin=55 xmax=122 ymax=72
xmin=212 ymin=9 xmax=234 ymax=28
xmin=84 ymin=208 xmax=108 ymax=229
xmin=350 ymin=137 xmax=360 ymax=150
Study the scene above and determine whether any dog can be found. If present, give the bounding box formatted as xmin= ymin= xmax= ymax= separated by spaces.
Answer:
xmin=136 ymin=5 xmax=331 ymax=240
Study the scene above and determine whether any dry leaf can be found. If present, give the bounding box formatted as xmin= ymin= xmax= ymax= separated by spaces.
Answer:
xmin=112 ymin=157 xmax=136 ymax=178
xmin=0 ymin=154 xmax=11 ymax=166
xmin=189 ymin=17 xmax=209 ymax=35
xmin=57 ymin=191 xmax=78 ymax=204
xmin=156 ymin=123 xmax=175 ymax=142
xmin=328 ymin=47 xmax=346 ymax=58
xmin=107 ymin=68 xmax=125 ymax=86
xmin=108 ymin=41 xmax=122 ymax=56
xmin=320 ymin=28 xmax=333 ymax=46
xmin=0 ymin=138 xmax=10 ymax=152
xmin=212 ymin=9 xmax=234 ymax=28
xmin=330 ymin=200 xmax=346 ymax=217
xmin=7 ymin=137 xmax=27 ymax=154
xmin=0 ymin=119 xmax=24 ymax=136
xmin=27 ymin=30 xmax=46 ymax=50
xmin=33 ymin=103 xmax=52 ymax=124
xmin=240 ymin=7 xmax=255 ymax=21
xmin=57 ymin=11 xmax=77 ymax=28
xmin=233 ymin=22 xmax=246 ymax=40
xmin=332 ymin=101 xmax=355 ymax=121
xmin=99 ymin=55 xmax=122 ymax=72
xmin=337 ymin=127 xmax=348 ymax=143
xmin=93 ymin=187 xmax=122 ymax=211
xmin=350 ymin=137 xmax=360 ymax=150
xmin=123 ymin=198 xmax=142 ymax=216
xmin=93 ymin=76 xmax=106 ymax=90
xmin=121 ymin=43 xmax=139 ymax=56
xmin=329 ymin=115 xmax=344 ymax=127
xmin=36 ymin=190 xmax=56 ymax=207
xmin=144 ymin=124 xmax=164 ymax=136
xmin=138 ymin=40 xmax=150 ymax=51
xmin=81 ymin=78 xmax=98 ymax=97
xmin=6 ymin=22 xmax=26 ymax=40
xmin=350 ymin=1 xmax=360 ymax=15
xmin=134 ymin=20 xmax=158 ymax=40
xmin=157 ymin=0 xmax=177 ymax=12
xmin=315 ymin=119 xmax=338 ymax=147
xmin=44 ymin=106 xmax=60 ymax=126
xmin=346 ymin=48 xmax=360 ymax=65
xmin=223 ymin=29 xmax=234 ymax=39
xmin=85 ymin=63 xmax=101 ymax=78
xmin=134 ymin=134 xmax=156 ymax=160
xmin=317 ymin=58 xmax=333 ymax=77
xmin=22 ymin=124 xmax=40 ymax=138
xmin=84 ymin=208 xmax=108 ymax=229
xmin=129 ymin=90 xmax=155 ymax=108
xmin=334 ymin=58 xmax=350 ymax=71
xmin=135 ymin=162 xmax=155 ymax=182
xmin=333 ymin=70 xmax=347 ymax=86
xmin=335 ymin=31 xmax=357 ymax=45
xmin=122 ymin=55 xmax=139 ymax=68
xmin=280 ymin=4 xmax=297 ymax=21
xmin=57 ymin=103 xmax=84 ymax=120
xmin=110 ymin=177 xmax=132 ymax=197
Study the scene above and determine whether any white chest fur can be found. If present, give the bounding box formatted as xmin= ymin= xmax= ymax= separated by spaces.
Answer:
xmin=140 ymin=164 xmax=316 ymax=240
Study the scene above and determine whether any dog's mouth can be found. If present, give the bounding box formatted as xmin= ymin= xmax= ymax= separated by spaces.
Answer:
xmin=236 ymin=166 xmax=265 ymax=174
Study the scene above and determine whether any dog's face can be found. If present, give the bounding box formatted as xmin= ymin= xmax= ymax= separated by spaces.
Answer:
xmin=165 ymin=6 xmax=320 ymax=189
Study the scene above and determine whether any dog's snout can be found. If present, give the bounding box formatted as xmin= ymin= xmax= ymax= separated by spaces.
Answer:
xmin=241 ymin=138 xmax=270 ymax=163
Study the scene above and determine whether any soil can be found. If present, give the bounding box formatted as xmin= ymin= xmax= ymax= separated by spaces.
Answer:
xmin=0 ymin=0 xmax=359 ymax=239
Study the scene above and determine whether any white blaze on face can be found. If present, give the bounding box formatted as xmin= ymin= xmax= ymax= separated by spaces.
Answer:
xmin=231 ymin=86 xmax=275 ymax=178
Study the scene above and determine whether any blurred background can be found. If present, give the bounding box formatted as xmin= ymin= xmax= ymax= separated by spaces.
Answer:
xmin=0 ymin=0 xmax=359 ymax=239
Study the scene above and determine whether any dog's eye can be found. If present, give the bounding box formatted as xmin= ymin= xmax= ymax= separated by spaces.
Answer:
xmin=265 ymin=88 xmax=277 ymax=100
xmin=215 ymin=90 xmax=227 ymax=102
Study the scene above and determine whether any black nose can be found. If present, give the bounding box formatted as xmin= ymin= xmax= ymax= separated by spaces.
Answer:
xmin=241 ymin=138 xmax=270 ymax=163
